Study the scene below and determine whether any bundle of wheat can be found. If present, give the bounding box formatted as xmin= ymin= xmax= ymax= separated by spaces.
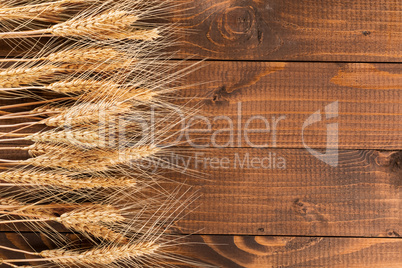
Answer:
xmin=0 ymin=0 xmax=203 ymax=267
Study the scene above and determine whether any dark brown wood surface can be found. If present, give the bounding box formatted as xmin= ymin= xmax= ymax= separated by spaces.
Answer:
xmin=1 ymin=149 xmax=400 ymax=237
xmin=177 ymin=61 xmax=402 ymax=150
xmin=0 ymin=233 xmax=401 ymax=267
xmin=0 ymin=0 xmax=401 ymax=62
xmin=168 ymin=149 xmax=402 ymax=237
xmin=172 ymin=0 xmax=402 ymax=62
xmin=0 ymin=0 xmax=401 ymax=267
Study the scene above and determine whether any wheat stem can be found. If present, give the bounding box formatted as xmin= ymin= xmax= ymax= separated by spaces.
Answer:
xmin=0 ymin=170 xmax=137 ymax=189
xmin=0 ymin=98 xmax=70 ymax=110
xmin=39 ymin=242 xmax=160 ymax=265
xmin=0 ymin=245 xmax=38 ymax=255
xmin=0 ymin=10 xmax=161 ymax=41
xmin=26 ymin=145 xmax=160 ymax=171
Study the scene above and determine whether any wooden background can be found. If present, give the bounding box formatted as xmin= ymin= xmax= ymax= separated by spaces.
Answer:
xmin=0 ymin=0 xmax=401 ymax=267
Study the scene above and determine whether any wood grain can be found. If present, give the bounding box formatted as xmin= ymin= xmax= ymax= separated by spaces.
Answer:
xmin=1 ymin=62 xmax=400 ymax=150
xmin=172 ymin=0 xmax=402 ymax=62
xmin=0 ymin=233 xmax=401 ymax=268
xmin=176 ymin=61 xmax=402 ymax=150
xmin=186 ymin=235 xmax=402 ymax=268
xmin=166 ymin=148 xmax=401 ymax=237
xmin=1 ymin=148 xmax=400 ymax=237
xmin=0 ymin=1 xmax=401 ymax=62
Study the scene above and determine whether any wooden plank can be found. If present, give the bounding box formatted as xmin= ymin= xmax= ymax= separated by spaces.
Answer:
xmin=176 ymin=61 xmax=402 ymax=150
xmin=0 ymin=62 xmax=400 ymax=150
xmin=0 ymin=233 xmax=401 ymax=267
xmin=172 ymin=0 xmax=402 ymax=62
xmin=185 ymin=235 xmax=402 ymax=268
xmin=0 ymin=1 xmax=401 ymax=62
xmin=0 ymin=148 xmax=400 ymax=237
xmin=166 ymin=148 xmax=401 ymax=237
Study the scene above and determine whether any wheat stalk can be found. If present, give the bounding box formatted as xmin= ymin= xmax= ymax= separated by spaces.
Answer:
xmin=24 ymin=143 xmax=66 ymax=157
xmin=65 ymin=221 xmax=128 ymax=243
xmin=25 ymin=145 xmax=160 ymax=172
xmin=31 ymin=105 xmax=65 ymax=115
xmin=0 ymin=0 xmax=85 ymax=22
xmin=0 ymin=203 xmax=124 ymax=225
xmin=2 ymin=78 xmax=158 ymax=104
xmin=40 ymin=242 xmax=160 ymax=265
xmin=0 ymin=9 xmax=161 ymax=41
xmin=27 ymin=129 xmax=106 ymax=148
xmin=51 ymin=10 xmax=139 ymax=38
xmin=45 ymin=47 xmax=127 ymax=64
xmin=0 ymin=198 xmax=54 ymax=219
xmin=0 ymin=201 xmax=129 ymax=243
xmin=0 ymin=61 xmax=130 ymax=89
xmin=0 ymin=170 xmax=137 ymax=189
xmin=49 ymin=79 xmax=157 ymax=101
xmin=40 ymin=102 xmax=133 ymax=127
xmin=57 ymin=205 xmax=125 ymax=225
xmin=0 ymin=65 xmax=61 ymax=88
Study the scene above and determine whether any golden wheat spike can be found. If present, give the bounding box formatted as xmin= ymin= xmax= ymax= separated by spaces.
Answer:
xmin=40 ymin=102 xmax=133 ymax=127
xmin=63 ymin=221 xmax=129 ymax=243
xmin=0 ymin=0 xmax=86 ymax=22
xmin=0 ymin=65 xmax=61 ymax=88
xmin=57 ymin=204 xmax=125 ymax=225
xmin=45 ymin=47 xmax=127 ymax=64
xmin=39 ymin=242 xmax=160 ymax=265
xmin=0 ymin=9 xmax=161 ymax=41
xmin=0 ymin=197 xmax=55 ymax=219
xmin=25 ymin=145 xmax=160 ymax=172
xmin=47 ymin=79 xmax=158 ymax=102
xmin=27 ymin=129 xmax=106 ymax=148
xmin=0 ymin=170 xmax=137 ymax=189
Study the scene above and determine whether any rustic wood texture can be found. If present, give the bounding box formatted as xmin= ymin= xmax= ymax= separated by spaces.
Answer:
xmin=172 ymin=0 xmax=402 ymax=62
xmin=1 ymin=148 xmax=400 ymax=237
xmin=0 ymin=233 xmax=401 ymax=268
xmin=0 ymin=0 xmax=401 ymax=266
xmin=177 ymin=61 xmax=402 ymax=150
xmin=1 ymin=61 xmax=401 ymax=150
xmin=0 ymin=0 xmax=401 ymax=62
xmin=167 ymin=148 xmax=402 ymax=237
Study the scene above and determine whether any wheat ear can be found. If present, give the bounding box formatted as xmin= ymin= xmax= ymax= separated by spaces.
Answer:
xmin=25 ymin=145 xmax=160 ymax=172
xmin=64 ymin=221 xmax=129 ymax=243
xmin=39 ymin=242 xmax=160 ymax=265
xmin=40 ymin=102 xmax=133 ymax=127
xmin=56 ymin=204 xmax=125 ymax=225
xmin=0 ymin=65 xmax=61 ymax=88
xmin=45 ymin=47 xmax=128 ymax=64
xmin=0 ymin=62 xmax=127 ymax=89
xmin=0 ymin=10 xmax=160 ymax=41
xmin=27 ymin=129 xmax=106 ymax=148
xmin=0 ymin=170 xmax=137 ymax=189
xmin=24 ymin=143 xmax=67 ymax=157
xmin=0 ymin=0 xmax=86 ymax=22
xmin=0 ymin=198 xmax=54 ymax=219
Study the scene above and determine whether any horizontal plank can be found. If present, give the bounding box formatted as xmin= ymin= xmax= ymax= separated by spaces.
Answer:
xmin=175 ymin=61 xmax=402 ymax=150
xmin=0 ymin=233 xmax=401 ymax=267
xmin=0 ymin=148 xmax=400 ymax=237
xmin=173 ymin=0 xmax=402 ymax=62
xmin=0 ymin=62 xmax=400 ymax=150
xmin=186 ymin=235 xmax=402 ymax=268
xmin=0 ymin=0 xmax=401 ymax=62
xmin=166 ymin=148 xmax=401 ymax=237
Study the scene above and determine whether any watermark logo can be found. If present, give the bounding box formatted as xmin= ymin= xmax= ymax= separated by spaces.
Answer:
xmin=59 ymin=100 xmax=340 ymax=172
xmin=302 ymin=101 xmax=339 ymax=167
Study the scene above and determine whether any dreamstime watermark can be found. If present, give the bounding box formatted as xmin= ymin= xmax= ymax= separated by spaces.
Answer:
xmin=61 ymin=100 xmax=339 ymax=171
